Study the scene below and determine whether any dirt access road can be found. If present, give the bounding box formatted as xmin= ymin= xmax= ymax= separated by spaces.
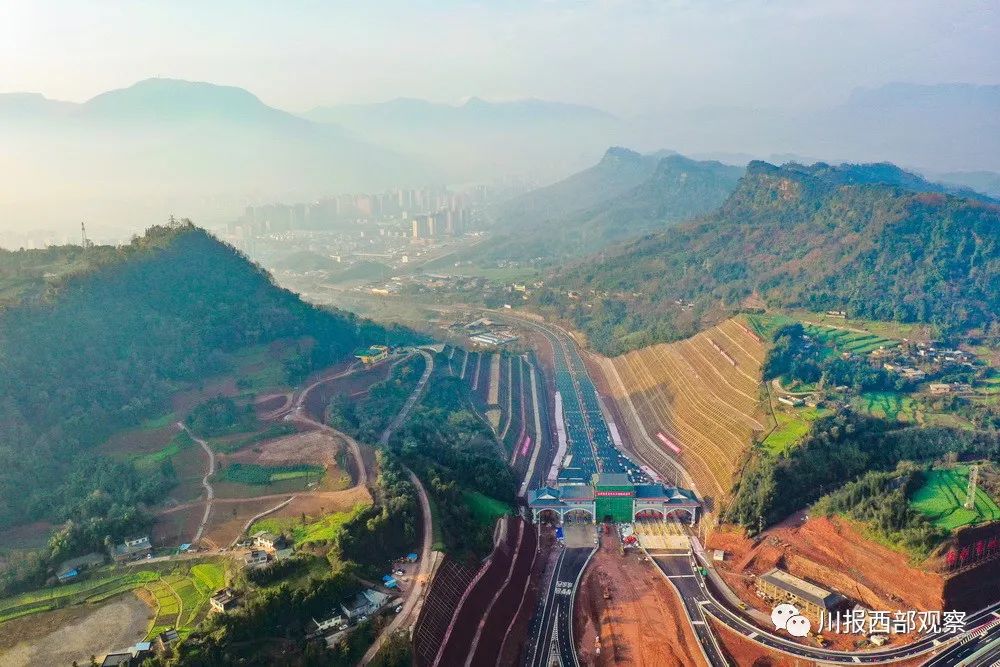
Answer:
xmin=181 ymin=423 xmax=216 ymax=544
xmin=360 ymin=349 xmax=436 ymax=666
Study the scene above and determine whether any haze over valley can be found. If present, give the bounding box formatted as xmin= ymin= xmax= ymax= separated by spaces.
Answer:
xmin=1 ymin=3 xmax=1000 ymax=667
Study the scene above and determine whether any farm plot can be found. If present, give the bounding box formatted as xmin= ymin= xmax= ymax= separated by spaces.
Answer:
xmin=219 ymin=463 xmax=324 ymax=486
xmin=605 ymin=317 xmax=767 ymax=501
xmin=250 ymin=506 xmax=360 ymax=547
xmin=0 ymin=571 xmax=160 ymax=624
xmin=911 ymin=466 xmax=1000 ymax=530
xmin=760 ymin=406 xmax=829 ymax=456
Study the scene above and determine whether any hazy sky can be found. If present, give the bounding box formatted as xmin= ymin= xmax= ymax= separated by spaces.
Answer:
xmin=1 ymin=0 xmax=996 ymax=115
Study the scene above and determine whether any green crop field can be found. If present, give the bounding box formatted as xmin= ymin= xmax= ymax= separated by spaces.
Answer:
xmin=191 ymin=562 xmax=225 ymax=591
xmin=0 ymin=560 xmax=227 ymax=638
xmin=910 ymin=466 xmax=1000 ymax=530
xmin=0 ymin=570 xmax=160 ymax=625
xmin=760 ymin=406 xmax=829 ymax=455
xmin=138 ymin=412 xmax=177 ymax=432
xmin=219 ymin=462 xmax=324 ymax=486
xmin=853 ymin=391 xmax=920 ymax=422
xmin=250 ymin=506 xmax=364 ymax=546
xmin=133 ymin=430 xmax=194 ymax=469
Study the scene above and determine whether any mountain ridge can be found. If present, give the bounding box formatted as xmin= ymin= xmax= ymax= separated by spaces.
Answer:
xmin=540 ymin=160 xmax=1000 ymax=354
xmin=477 ymin=148 xmax=742 ymax=262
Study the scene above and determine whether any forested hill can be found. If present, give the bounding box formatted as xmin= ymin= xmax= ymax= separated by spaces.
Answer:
xmin=539 ymin=161 xmax=1000 ymax=354
xmin=0 ymin=223 xmax=402 ymax=530
xmin=494 ymin=146 xmax=668 ymax=229
xmin=479 ymin=149 xmax=742 ymax=262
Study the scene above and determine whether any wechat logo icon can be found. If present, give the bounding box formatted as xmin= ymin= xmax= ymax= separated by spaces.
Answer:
xmin=771 ymin=603 xmax=812 ymax=637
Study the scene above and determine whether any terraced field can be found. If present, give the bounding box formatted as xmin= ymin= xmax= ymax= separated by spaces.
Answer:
xmin=602 ymin=317 xmax=767 ymax=504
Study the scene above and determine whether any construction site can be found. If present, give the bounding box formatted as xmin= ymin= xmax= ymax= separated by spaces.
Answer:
xmin=575 ymin=524 xmax=706 ymax=666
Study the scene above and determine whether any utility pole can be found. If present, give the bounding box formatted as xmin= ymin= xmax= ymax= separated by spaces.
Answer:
xmin=80 ymin=222 xmax=89 ymax=249
xmin=966 ymin=464 xmax=980 ymax=510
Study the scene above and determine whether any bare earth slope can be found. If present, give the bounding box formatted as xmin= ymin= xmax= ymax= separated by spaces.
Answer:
xmin=598 ymin=317 xmax=767 ymax=510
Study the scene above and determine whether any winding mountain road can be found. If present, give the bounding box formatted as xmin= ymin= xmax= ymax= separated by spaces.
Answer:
xmin=360 ymin=348 xmax=436 ymax=666
xmin=180 ymin=423 xmax=216 ymax=545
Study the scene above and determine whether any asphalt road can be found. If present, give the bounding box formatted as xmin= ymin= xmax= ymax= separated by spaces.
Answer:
xmin=523 ymin=546 xmax=594 ymax=667
xmin=653 ymin=553 xmax=729 ymax=666
xmin=922 ymin=620 xmax=1000 ymax=666
xmin=490 ymin=312 xmax=1000 ymax=666
xmin=654 ymin=546 xmax=1000 ymax=665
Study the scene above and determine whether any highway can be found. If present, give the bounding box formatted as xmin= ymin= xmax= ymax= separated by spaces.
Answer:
xmin=653 ymin=553 xmax=730 ymax=666
xmin=650 ymin=535 xmax=1000 ymax=665
xmin=523 ymin=546 xmax=594 ymax=667
xmin=502 ymin=311 xmax=1000 ymax=667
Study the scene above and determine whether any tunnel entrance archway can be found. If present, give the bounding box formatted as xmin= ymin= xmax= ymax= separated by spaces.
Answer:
xmin=535 ymin=509 xmax=561 ymax=524
xmin=564 ymin=509 xmax=594 ymax=524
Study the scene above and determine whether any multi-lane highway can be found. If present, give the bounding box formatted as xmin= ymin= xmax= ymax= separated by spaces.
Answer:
xmin=523 ymin=546 xmax=594 ymax=667
xmin=649 ymin=530 xmax=1000 ymax=665
xmin=503 ymin=312 xmax=1000 ymax=666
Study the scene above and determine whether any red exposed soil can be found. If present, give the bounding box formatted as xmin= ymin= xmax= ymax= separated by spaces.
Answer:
xmin=152 ymin=505 xmax=203 ymax=546
xmin=302 ymin=361 xmax=389 ymax=421
xmin=498 ymin=526 xmax=555 ymax=665
xmin=709 ymin=617 xmax=816 ymax=667
xmin=225 ymin=429 xmax=339 ymax=468
xmin=709 ymin=616 xmax=929 ymax=667
xmin=254 ymin=393 xmax=290 ymax=418
xmin=468 ymin=518 xmax=538 ymax=664
xmin=709 ymin=517 xmax=945 ymax=613
xmin=708 ymin=516 xmax=942 ymax=650
xmin=99 ymin=423 xmax=175 ymax=458
xmin=575 ymin=540 xmax=707 ymax=666
xmin=200 ymin=496 xmax=292 ymax=548
xmin=170 ymin=378 xmax=238 ymax=416
xmin=435 ymin=517 xmax=527 ymax=665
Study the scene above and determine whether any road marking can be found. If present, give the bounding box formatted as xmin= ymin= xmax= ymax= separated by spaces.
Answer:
xmin=993 ymin=611 xmax=1000 ymax=618
xmin=853 ymin=657 xmax=861 ymax=663
xmin=668 ymin=574 xmax=696 ymax=579
xmin=691 ymin=621 xmax=705 ymax=625
xmin=747 ymin=632 xmax=758 ymax=639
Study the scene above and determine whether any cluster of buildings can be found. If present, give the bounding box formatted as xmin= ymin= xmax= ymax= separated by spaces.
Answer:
xmin=308 ymin=588 xmax=393 ymax=638
xmin=99 ymin=628 xmax=180 ymax=666
xmin=233 ymin=187 xmax=483 ymax=234
xmin=110 ymin=536 xmax=152 ymax=563
xmin=228 ymin=186 xmax=484 ymax=240
xmin=239 ymin=530 xmax=294 ymax=570
xmin=409 ymin=207 xmax=470 ymax=240
xmin=870 ymin=340 xmax=980 ymax=390
xmin=452 ymin=317 xmax=521 ymax=348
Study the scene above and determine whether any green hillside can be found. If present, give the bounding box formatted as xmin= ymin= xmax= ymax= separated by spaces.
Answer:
xmin=0 ymin=223 xmax=403 ymax=536
xmin=542 ymin=161 xmax=1000 ymax=354
xmin=492 ymin=146 xmax=667 ymax=230
xmin=910 ymin=466 xmax=1000 ymax=530
xmin=481 ymin=150 xmax=742 ymax=262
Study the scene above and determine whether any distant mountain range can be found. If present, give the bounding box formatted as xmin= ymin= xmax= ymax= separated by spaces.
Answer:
xmin=2 ymin=78 xmax=999 ymax=239
xmin=630 ymin=83 xmax=1000 ymax=177
xmin=304 ymin=96 xmax=623 ymax=185
xmin=0 ymin=78 xmax=433 ymax=231
xmin=542 ymin=161 xmax=1000 ymax=354
xmin=935 ymin=171 xmax=1000 ymax=199
xmin=478 ymin=147 xmax=743 ymax=262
